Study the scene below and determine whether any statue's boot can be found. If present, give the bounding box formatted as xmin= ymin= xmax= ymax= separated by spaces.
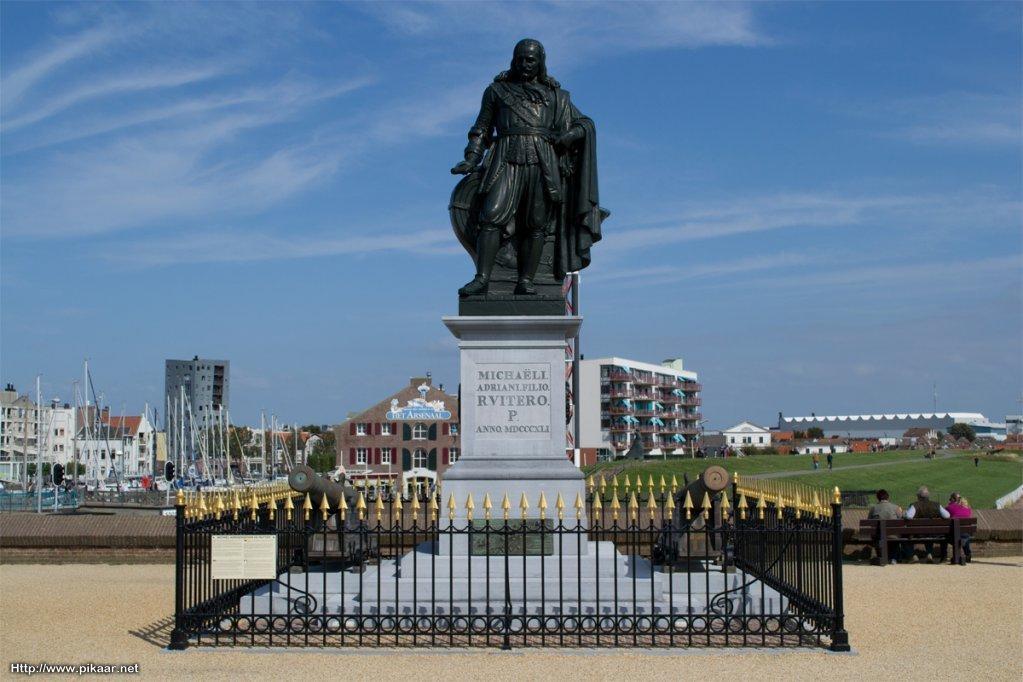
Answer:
xmin=514 ymin=232 xmax=544 ymax=295
xmin=459 ymin=227 xmax=500 ymax=297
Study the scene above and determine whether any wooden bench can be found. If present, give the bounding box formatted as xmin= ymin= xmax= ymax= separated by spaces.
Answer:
xmin=858 ymin=518 xmax=977 ymax=565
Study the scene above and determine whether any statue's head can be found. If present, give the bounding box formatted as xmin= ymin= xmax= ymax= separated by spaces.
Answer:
xmin=511 ymin=39 xmax=545 ymax=81
xmin=495 ymin=38 xmax=559 ymax=89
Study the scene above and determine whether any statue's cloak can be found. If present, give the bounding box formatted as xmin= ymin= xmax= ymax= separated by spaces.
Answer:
xmin=552 ymin=89 xmax=608 ymax=280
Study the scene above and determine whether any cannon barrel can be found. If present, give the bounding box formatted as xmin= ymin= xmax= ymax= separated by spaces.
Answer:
xmin=653 ymin=465 xmax=731 ymax=563
xmin=680 ymin=464 xmax=729 ymax=505
xmin=288 ymin=465 xmax=356 ymax=510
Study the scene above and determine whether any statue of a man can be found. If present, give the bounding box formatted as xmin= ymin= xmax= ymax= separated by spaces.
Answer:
xmin=451 ymin=38 xmax=606 ymax=298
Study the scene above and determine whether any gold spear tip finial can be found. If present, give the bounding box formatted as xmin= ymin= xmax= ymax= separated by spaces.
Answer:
xmin=555 ymin=492 xmax=565 ymax=510
xmin=483 ymin=493 xmax=493 ymax=511
xmin=355 ymin=491 xmax=367 ymax=510
xmin=501 ymin=493 xmax=511 ymax=511
xmin=447 ymin=493 xmax=457 ymax=511
xmin=647 ymin=474 xmax=655 ymax=490
xmin=833 ymin=486 xmax=841 ymax=504
xmin=701 ymin=492 xmax=712 ymax=510
xmin=175 ymin=489 xmax=185 ymax=506
xmin=670 ymin=474 xmax=679 ymax=491
xmin=682 ymin=490 xmax=694 ymax=510
xmin=628 ymin=490 xmax=639 ymax=510
xmin=623 ymin=473 xmax=631 ymax=490
xmin=658 ymin=474 xmax=667 ymax=492
xmin=573 ymin=492 xmax=584 ymax=511
xmin=465 ymin=493 xmax=475 ymax=511
xmin=538 ymin=491 xmax=548 ymax=510
xmin=283 ymin=494 xmax=294 ymax=510
xmin=302 ymin=493 xmax=313 ymax=510
xmin=586 ymin=475 xmax=594 ymax=491
xmin=592 ymin=493 xmax=603 ymax=509
xmin=519 ymin=492 xmax=530 ymax=510
xmin=598 ymin=474 xmax=607 ymax=490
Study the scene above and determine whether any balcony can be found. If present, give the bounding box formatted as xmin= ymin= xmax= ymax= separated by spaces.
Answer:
xmin=632 ymin=373 xmax=655 ymax=386
xmin=679 ymin=383 xmax=702 ymax=393
xmin=637 ymin=425 xmax=659 ymax=433
xmin=608 ymin=407 xmax=634 ymax=416
xmin=679 ymin=427 xmax=700 ymax=436
xmin=608 ymin=371 xmax=632 ymax=382
xmin=608 ymin=387 xmax=634 ymax=398
xmin=680 ymin=397 xmax=702 ymax=407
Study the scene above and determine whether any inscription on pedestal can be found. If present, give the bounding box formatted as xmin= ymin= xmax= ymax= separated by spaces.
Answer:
xmin=473 ymin=363 xmax=552 ymax=440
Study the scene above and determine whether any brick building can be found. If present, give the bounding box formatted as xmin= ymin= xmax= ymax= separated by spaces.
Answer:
xmin=334 ymin=376 xmax=460 ymax=496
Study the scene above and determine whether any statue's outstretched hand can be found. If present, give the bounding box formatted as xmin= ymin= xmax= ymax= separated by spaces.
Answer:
xmin=451 ymin=160 xmax=476 ymax=175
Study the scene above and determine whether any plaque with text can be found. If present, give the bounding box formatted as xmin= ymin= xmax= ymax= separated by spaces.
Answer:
xmin=469 ymin=520 xmax=555 ymax=555
xmin=211 ymin=535 xmax=277 ymax=580
xmin=473 ymin=362 xmax=552 ymax=439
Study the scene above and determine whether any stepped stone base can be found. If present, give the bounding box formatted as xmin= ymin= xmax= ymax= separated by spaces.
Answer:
xmin=239 ymin=541 xmax=787 ymax=618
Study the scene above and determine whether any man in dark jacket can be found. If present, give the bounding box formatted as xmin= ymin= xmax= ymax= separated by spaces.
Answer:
xmin=904 ymin=485 xmax=950 ymax=562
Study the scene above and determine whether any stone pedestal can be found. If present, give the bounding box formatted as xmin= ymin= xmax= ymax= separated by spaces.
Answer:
xmin=439 ymin=315 xmax=584 ymax=552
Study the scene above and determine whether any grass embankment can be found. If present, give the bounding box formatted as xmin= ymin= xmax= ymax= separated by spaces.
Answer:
xmin=782 ymin=454 xmax=1022 ymax=509
xmin=583 ymin=450 xmax=1022 ymax=508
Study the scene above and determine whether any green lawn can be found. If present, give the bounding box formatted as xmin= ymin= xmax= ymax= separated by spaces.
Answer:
xmin=584 ymin=449 xmax=928 ymax=480
xmin=781 ymin=454 xmax=1022 ymax=509
xmin=583 ymin=450 xmax=1022 ymax=508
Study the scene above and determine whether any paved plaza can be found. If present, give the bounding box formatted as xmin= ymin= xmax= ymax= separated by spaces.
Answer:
xmin=1 ymin=558 xmax=1019 ymax=680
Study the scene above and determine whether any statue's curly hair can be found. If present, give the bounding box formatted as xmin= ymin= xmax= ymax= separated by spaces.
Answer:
xmin=494 ymin=38 xmax=560 ymax=89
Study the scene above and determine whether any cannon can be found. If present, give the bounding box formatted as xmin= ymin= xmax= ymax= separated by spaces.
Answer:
xmin=654 ymin=464 xmax=731 ymax=564
xmin=288 ymin=464 xmax=358 ymax=511
xmin=287 ymin=465 xmax=375 ymax=563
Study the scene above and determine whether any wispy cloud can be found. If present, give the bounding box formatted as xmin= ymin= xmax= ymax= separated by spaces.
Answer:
xmin=869 ymin=93 xmax=1021 ymax=147
xmin=2 ymin=63 xmax=234 ymax=131
xmin=368 ymin=1 xmax=770 ymax=53
xmin=602 ymin=189 xmax=1021 ymax=253
xmin=1 ymin=22 xmax=125 ymax=106
xmin=109 ymin=227 xmax=457 ymax=266
xmin=587 ymin=252 xmax=812 ymax=288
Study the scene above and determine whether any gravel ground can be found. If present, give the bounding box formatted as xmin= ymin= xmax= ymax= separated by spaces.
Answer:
xmin=1 ymin=559 xmax=1020 ymax=681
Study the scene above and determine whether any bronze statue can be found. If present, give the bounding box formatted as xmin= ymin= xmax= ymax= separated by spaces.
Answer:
xmin=450 ymin=39 xmax=607 ymax=312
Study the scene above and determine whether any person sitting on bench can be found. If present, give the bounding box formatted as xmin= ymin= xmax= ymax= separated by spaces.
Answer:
xmin=903 ymin=486 xmax=949 ymax=563
xmin=868 ymin=489 xmax=902 ymax=564
xmin=943 ymin=492 xmax=973 ymax=564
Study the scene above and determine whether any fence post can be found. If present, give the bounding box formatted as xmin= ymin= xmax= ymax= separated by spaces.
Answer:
xmin=169 ymin=490 xmax=189 ymax=650
xmin=829 ymin=489 xmax=850 ymax=652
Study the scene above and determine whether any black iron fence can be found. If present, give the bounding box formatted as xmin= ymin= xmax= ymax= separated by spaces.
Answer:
xmin=169 ymin=477 xmax=849 ymax=651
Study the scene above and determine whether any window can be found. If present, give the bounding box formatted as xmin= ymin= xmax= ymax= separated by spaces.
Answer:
xmin=449 ymin=448 xmax=459 ymax=463
xmin=380 ymin=448 xmax=392 ymax=465
xmin=356 ymin=448 xmax=368 ymax=465
xmin=356 ymin=423 xmax=367 ymax=436
xmin=413 ymin=448 xmax=427 ymax=469
xmin=381 ymin=423 xmax=391 ymax=436
xmin=758 ymin=436 xmax=764 ymax=444
xmin=450 ymin=423 xmax=458 ymax=436
xmin=412 ymin=423 xmax=427 ymax=440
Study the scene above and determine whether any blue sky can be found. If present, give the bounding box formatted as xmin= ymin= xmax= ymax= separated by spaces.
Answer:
xmin=2 ymin=1 xmax=1020 ymax=429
